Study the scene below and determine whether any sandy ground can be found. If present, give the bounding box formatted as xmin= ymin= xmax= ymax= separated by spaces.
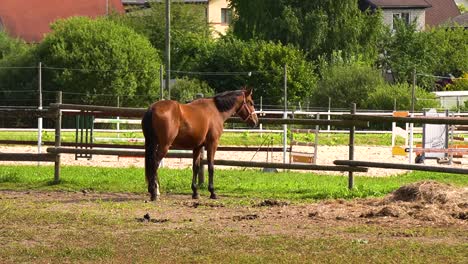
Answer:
xmin=0 ymin=145 xmax=466 ymax=176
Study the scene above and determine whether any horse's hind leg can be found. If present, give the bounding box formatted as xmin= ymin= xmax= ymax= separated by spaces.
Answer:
xmin=206 ymin=140 xmax=219 ymax=199
xmin=152 ymin=144 xmax=170 ymax=200
xmin=191 ymin=146 xmax=203 ymax=199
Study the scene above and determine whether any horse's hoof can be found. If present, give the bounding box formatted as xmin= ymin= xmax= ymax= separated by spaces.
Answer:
xmin=192 ymin=193 xmax=200 ymax=199
xmin=150 ymin=194 xmax=159 ymax=201
xmin=210 ymin=193 xmax=218 ymax=199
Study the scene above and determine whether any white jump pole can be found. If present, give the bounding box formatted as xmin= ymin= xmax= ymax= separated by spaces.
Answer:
xmin=408 ymin=69 xmax=416 ymax=164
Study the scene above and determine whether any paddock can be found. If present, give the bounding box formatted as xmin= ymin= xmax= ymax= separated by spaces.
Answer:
xmin=0 ymin=96 xmax=466 ymax=190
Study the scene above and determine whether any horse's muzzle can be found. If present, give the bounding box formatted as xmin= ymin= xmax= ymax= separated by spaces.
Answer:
xmin=247 ymin=114 xmax=259 ymax=128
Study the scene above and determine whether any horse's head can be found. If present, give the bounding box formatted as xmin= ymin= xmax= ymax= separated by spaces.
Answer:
xmin=236 ymin=88 xmax=259 ymax=127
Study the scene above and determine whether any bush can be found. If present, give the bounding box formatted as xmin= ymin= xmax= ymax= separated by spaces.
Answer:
xmin=0 ymin=32 xmax=29 ymax=60
xmin=445 ymin=73 xmax=468 ymax=91
xmin=0 ymin=33 xmax=37 ymax=106
xmin=367 ymin=83 xmax=439 ymax=111
xmin=198 ymin=37 xmax=317 ymax=106
xmin=36 ymin=17 xmax=161 ymax=107
xmin=169 ymin=77 xmax=214 ymax=103
xmin=312 ymin=61 xmax=384 ymax=108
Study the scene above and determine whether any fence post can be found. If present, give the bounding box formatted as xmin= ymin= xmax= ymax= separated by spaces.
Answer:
xmin=159 ymin=65 xmax=164 ymax=100
xmin=348 ymin=103 xmax=356 ymax=189
xmin=54 ymin=91 xmax=62 ymax=183
xmin=282 ymin=64 xmax=288 ymax=165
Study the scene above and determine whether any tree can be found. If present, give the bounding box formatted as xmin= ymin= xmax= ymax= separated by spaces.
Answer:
xmin=196 ymin=37 xmax=317 ymax=106
xmin=0 ymin=31 xmax=29 ymax=60
xmin=312 ymin=61 xmax=384 ymax=108
xmin=381 ymin=20 xmax=434 ymax=86
xmin=111 ymin=2 xmax=212 ymax=71
xmin=229 ymin=0 xmax=384 ymax=63
xmin=367 ymin=83 xmax=439 ymax=111
xmin=382 ymin=20 xmax=468 ymax=90
xmin=0 ymin=32 xmax=37 ymax=107
xmin=424 ymin=26 xmax=468 ymax=79
xmin=35 ymin=17 xmax=161 ymax=106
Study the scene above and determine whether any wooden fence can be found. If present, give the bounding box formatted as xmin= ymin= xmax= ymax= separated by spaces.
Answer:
xmin=1 ymin=95 xmax=467 ymax=190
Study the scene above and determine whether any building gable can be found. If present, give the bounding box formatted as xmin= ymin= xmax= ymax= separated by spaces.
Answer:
xmin=0 ymin=0 xmax=124 ymax=43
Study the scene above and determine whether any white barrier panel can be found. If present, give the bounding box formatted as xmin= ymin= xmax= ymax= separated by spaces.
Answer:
xmin=424 ymin=109 xmax=447 ymax=159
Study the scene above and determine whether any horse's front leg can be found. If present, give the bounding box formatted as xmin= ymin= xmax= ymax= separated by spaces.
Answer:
xmin=191 ymin=146 xmax=203 ymax=199
xmin=206 ymin=141 xmax=219 ymax=199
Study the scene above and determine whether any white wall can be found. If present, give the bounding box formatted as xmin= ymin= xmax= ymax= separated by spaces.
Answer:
xmin=208 ymin=0 xmax=229 ymax=36
xmin=382 ymin=9 xmax=426 ymax=31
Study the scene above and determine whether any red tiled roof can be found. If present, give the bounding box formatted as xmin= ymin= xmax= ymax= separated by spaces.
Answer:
xmin=366 ymin=0 xmax=432 ymax=8
xmin=0 ymin=0 xmax=124 ymax=43
xmin=451 ymin=12 xmax=468 ymax=27
xmin=424 ymin=0 xmax=461 ymax=26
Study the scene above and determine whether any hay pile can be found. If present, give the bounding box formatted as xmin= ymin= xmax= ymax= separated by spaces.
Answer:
xmin=363 ymin=181 xmax=468 ymax=224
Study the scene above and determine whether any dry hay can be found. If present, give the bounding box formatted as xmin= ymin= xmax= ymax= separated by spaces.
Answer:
xmin=363 ymin=181 xmax=468 ymax=224
xmin=387 ymin=181 xmax=467 ymax=204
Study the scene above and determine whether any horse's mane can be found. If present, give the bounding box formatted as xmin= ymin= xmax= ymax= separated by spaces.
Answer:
xmin=213 ymin=90 xmax=243 ymax=112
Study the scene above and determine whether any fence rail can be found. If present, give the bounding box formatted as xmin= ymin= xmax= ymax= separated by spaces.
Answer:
xmin=342 ymin=114 xmax=468 ymax=125
xmin=334 ymin=160 xmax=468 ymax=174
xmin=0 ymin=153 xmax=56 ymax=162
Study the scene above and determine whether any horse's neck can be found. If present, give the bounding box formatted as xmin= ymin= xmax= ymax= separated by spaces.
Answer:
xmin=207 ymin=98 xmax=239 ymax=122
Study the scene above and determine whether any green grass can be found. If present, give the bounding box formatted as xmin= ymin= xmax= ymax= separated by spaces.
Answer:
xmin=1 ymin=200 xmax=466 ymax=263
xmin=1 ymin=165 xmax=467 ymax=263
xmin=0 ymin=165 xmax=466 ymax=200
xmin=0 ymin=130 xmax=412 ymax=146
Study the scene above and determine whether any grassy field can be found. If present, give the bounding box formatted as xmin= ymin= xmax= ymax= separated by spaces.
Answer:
xmin=0 ymin=165 xmax=466 ymax=200
xmin=0 ymin=130 xmax=411 ymax=146
xmin=0 ymin=128 xmax=465 ymax=263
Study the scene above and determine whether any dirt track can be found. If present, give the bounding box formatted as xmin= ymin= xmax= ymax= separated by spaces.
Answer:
xmin=1 ymin=145 xmax=467 ymax=176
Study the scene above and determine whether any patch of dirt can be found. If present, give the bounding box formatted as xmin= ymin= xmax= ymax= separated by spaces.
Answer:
xmin=1 ymin=181 xmax=466 ymax=231
xmin=135 ymin=213 xmax=170 ymax=223
xmin=256 ymin=199 xmax=290 ymax=207
xmin=233 ymin=214 xmax=259 ymax=221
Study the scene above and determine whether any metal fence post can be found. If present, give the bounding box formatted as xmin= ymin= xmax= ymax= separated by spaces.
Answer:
xmin=348 ymin=103 xmax=356 ymax=189
xmin=54 ymin=91 xmax=62 ymax=183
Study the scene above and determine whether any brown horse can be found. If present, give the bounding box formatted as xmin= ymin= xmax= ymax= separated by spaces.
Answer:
xmin=142 ymin=88 xmax=258 ymax=201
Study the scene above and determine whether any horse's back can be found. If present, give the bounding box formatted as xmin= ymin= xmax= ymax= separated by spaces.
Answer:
xmin=149 ymin=100 xmax=215 ymax=148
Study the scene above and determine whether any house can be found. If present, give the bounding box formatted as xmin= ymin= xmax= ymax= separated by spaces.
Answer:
xmin=425 ymin=0 xmax=461 ymax=27
xmin=122 ymin=0 xmax=231 ymax=36
xmin=359 ymin=0 xmax=461 ymax=30
xmin=0 ymin=0 xmax=125 ymax=43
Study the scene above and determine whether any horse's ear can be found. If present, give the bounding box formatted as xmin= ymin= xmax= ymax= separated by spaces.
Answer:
xmin=244 ymin=87 xmax=253 ymax=96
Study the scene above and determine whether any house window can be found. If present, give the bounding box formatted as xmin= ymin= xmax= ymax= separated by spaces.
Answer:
xmin=392 ymin=12 xmax=410 ymax=27
xmin=221 ymin=8 xmax=232 ymax=24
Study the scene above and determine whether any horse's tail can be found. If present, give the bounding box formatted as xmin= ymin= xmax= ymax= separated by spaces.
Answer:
xmin=142 ymin=110 xmax=156 ymax=185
